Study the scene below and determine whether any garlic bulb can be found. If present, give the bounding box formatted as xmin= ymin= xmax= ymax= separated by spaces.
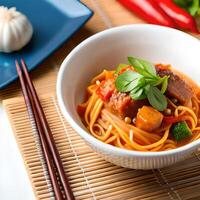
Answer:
xmin=0 ymin=6 xmax=33 ymax=53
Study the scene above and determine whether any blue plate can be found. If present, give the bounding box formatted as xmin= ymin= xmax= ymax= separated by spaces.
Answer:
xmin=0 ymin=0 xmax=93 ymax=89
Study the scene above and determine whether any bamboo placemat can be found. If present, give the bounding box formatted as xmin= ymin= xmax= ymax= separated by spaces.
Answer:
xmin=3 ymin=95 xmax=200 ymax=200
xmin=2 ymin=1 xmax=200 ymax=199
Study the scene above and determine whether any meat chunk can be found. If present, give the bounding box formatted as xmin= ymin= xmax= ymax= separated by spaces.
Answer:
xmin=106 ymin=91 xmax=131 ymax=117
xmin=96 ymin=79 xmax=146 ymax=118
xmin=124 ymin=98 xmax=148 ymax=118
xmin=156 ymin=67 xmax=193 ymax=105
xmin=135 ymin=106 xmax=163 ymax=132
xmin=106 ymin=91 xmax=147 ymax=118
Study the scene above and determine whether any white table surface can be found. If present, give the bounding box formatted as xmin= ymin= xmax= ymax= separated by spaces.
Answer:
xmin=0 ymin=103 xmax=35 ymax=200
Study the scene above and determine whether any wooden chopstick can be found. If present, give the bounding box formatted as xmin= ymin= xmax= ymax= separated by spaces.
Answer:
xmin=15 ymin=61 xmax=64 ymax=200
xmin=20 ymin=59 xmax=74 ymax=200
xmin=28 ymin=88 xmax=64 ymax=200
xmin=15 ymin=60 xmax=75 ymax=200
xmin=15 ymin=61 xmax=63 ymax=200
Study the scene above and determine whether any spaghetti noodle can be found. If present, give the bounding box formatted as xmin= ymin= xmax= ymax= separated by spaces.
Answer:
xmin=77 ymin=64 xmax=200 ymax=152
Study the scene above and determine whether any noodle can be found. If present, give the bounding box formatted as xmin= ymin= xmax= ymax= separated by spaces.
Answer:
xmin=78 ymin=69 xmax=200 ymax=152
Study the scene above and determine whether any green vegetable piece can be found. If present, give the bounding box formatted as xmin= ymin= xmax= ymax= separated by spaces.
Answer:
xmin=174 ymin=0 xmax=200 ymax=16
xmin=172 ymin=121 xmax=192 ymax=141
xmin=174 ymin=0 xmax=188 ymax=8
xmin=188 ymin=0 xmax=199 ymax=16
xmin=115 ymin=63 xmax=129 ymax=75
xmin=146 ymin=86 xmax=167 ymax=111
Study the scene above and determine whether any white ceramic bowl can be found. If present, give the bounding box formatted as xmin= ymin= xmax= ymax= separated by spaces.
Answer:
xmin=57 ymin=25 xmax=200 ymax=169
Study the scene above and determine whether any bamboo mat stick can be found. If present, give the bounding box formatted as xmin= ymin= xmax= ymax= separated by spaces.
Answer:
xmin=3 ymin=95 xmax=200 ymax=200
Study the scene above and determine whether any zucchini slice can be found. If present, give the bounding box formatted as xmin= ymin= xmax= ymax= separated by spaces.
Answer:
xmin=172 ymin=121 xmax=191 ymax=141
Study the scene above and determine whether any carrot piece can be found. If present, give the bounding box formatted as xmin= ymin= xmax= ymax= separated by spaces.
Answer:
xmin=135 ymin=106 xmax=163 ymax=132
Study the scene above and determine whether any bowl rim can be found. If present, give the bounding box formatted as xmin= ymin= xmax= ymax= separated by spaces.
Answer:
xmin=57 ymin=24 xmax=200 ymax=157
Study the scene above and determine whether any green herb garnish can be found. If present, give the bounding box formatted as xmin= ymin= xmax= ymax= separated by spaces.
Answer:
xmin=114 ymin=63 xmax=129 ymax=75
xmin=115 ymin=70 xmax=141 ymax=92
xmin=147 ymin=86 xmax=167 ymax=111
xmin=115 ymin=56 xmax=169 ymax=111
xmin=174 ymin=0 xmax=200 ymax=16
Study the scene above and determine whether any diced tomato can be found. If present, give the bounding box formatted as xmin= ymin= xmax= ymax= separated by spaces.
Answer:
xmin=162 ymin=115 xmax=187 ymax=125
xmin=96 ymin=79 xmax=115 ymax=101
xmin=96 ymin=87 xmax=113 ymax=101
xmin=155 ymin=64 xmax=171 ymax=71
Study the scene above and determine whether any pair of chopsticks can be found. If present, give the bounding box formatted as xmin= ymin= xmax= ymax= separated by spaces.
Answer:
xmin=15 ymin=60 xmax=75 ymax=200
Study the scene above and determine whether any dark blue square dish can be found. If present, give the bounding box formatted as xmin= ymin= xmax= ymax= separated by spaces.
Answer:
xmin=0 ymin=0 xmax=93 ymax=88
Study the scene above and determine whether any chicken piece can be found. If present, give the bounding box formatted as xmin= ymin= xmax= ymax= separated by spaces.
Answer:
xmin=135 ymin=106 xmax=163 ymax=132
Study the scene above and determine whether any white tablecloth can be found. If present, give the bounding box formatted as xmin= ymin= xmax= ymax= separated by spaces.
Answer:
xmin=0 ymin=104 xmax=35 ymax=200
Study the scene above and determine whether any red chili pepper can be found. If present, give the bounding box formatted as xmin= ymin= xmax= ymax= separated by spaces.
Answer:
xmin=154 ymin=0 xmax=199 ymax=33
xmin=163 ymin=115 xmax=186 ymax=125
xmin=118 ymin=0 xmax=176 ymax=28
